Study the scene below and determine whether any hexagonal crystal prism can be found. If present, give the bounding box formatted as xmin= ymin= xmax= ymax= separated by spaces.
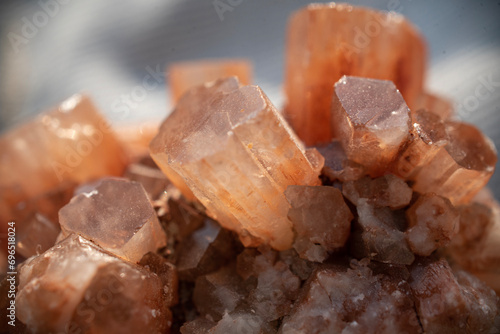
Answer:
xmin=16 ymin=235 xmax=171 ymax=333
xmin=410 ymin=121 xmax=497 ymax=204
xmin=331 ymin=76 xmax=411 ymax=177
xmin=284 ymin=3 xmax=425 ymax=145
xmin=150 ymin=77 xmax=321 ymax=250
xmin=59 ymin=179 xmax=166 ymax=262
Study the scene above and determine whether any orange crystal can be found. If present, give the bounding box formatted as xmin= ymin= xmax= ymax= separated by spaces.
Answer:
xmin=410 ymin=121 xmax=497 ymax=204
xmin=0 ymin=95 xmax=127 ymax=200
xmin=58 ymin=179 xmax=166 ymax=262
xmin=284 ymin=3 xmax=426 ymax=145
xmin=169 ymin=59 xmax=252 ymax=103
xmin=331 ymin=76 xmax=411 ymax=177
xmin=150 ymin=77 xmax=321 ymax=250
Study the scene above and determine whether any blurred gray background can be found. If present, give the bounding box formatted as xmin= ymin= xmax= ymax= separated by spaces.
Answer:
xmin=0 ymin=0 xmax=499 ymax=194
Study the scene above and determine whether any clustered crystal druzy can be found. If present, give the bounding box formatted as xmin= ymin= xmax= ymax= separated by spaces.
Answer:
xmin=2 ymin=3 xmax=500 ymax=334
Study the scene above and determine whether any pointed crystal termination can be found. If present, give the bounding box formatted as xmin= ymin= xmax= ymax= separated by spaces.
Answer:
xmin=150 ymin=77 xmax=321 ymax=250
xmin=285 ymin=185 xmax=353 ymax=262
xmin=393 ymin=109 xmax=449 ymax=179
xmin=16 ymin=235 xmax=172 ymax=334
xmin=284 ymin=3 xmax=426 ymax=145
xmin=331 ymin=76 xmax=411 ymax=177
xmin=169 ymin=59 xmax=252 ymax=103
xmin=59 ymin=179 xmax=166 ymax=262
xmin=410 ymin=121 xmax=497 ymax=205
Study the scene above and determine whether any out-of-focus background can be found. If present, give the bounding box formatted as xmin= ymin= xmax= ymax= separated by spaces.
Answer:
xmin=0 ymin=0 xmax=499 ymax=192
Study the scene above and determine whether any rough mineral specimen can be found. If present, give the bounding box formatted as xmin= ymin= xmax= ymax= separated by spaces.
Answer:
xmin=352 ymin=200 xmax=415 ymax=265
xmin=280 ymin=259 xmax=422 ymax=333
xmin=192 ymin=265 xmax=246 ymax=321
xmin=393 ymin=108 xmax=449 ymax=179
xmin=240 ymin=247 xmax=301 ymax=322
xmin=405 ymin=194 xmax=459 ymax=256
xmin=59 ymin=179 xmax=166 ymax=262
xmin=123 ymin=157 xmax=170 ymax=200
xmin=176 ymin=219 xmax=236 ymax=281
xmin=139 ymin=252 xmax=179 ymax=308
xmin=285 ymin=185 xmax=353 ymax=262
xmin=410 ymin=121 xmax=497 ymax=205
xmin=150 ymin=77 xmax=321 ymax=250
xmin=447 ymin=199 xmax=500 ymax=293
xmin=342 ymin=174 xmax=412 ymax=210
xmin=409 ymin=257 xmax=499 ymax=333
xmin=331 ymin=76 xmax=412 ymax=176
xmin=169 ymin=59 xmax=252 ymax=103
xmin=16 ymin=235 xmax=172 ymax=334
xmin=316 ymin=140 xmax=365 ymax=182
xmin=16 ymin=213 xmax=60 ymax=259
xmin=284 ymin=3 xmax=425 ymax=145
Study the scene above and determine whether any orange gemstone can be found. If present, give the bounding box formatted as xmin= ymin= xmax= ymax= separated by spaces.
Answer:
xmin=150 ymin=77 xmax=321 ymax=250
xmin=331 ymin=76 xmax=411 ymax=177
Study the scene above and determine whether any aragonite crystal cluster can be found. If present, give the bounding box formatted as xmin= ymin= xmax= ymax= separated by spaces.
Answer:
xmin=2 ymin=3 xmax=500 ymax=334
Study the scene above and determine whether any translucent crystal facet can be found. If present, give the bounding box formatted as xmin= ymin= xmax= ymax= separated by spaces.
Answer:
xmin=59 ymin=179 xmax=166 ymax=262
xmin=0 ymin=95 xmax=128 ymax=243
xmin=284 ymin=4 xmax=425 ymax=145
xmin=150 ymin=77 xmax=321 ymax=250
xmin=331 ymin=76 xmax=411 ymax=177
xmin=16 ymin=213 xmax=60 ymax=259
xmin=285 ymin=185 xmax=353 ymax=262
xmin=410 ymin=121 xmax=497 ymax=204
xmin=169 ymin=59 xmax=252 ymax=103
xmin=16 ymin=235 xmax=172 ymax=334
xmin=0 ymin=94 xmax=127 ymax=201
xmin=393 ymin=109 xmax=449 ymax=179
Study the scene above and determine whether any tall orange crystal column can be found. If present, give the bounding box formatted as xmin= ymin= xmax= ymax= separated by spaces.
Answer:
xmin=284 ymin=3 xmax=426 ymax=145
xmin=150 ymin=77 xmax=322 ymax=250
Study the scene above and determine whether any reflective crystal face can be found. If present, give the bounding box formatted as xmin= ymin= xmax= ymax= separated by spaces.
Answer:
xmin=331 ymin=76 xmax=411 ymax=177
xmin=16 ymin=235 xmax=171 ymax=334
xmin=150 ymin=77 xmax=321 ymax=250
xmin=59 ymin=179 xmax=166 ymax=262
xmin=410 ymin=121 xmax=497 ymax=205
xmin=0 ymin=94 xmax=128 ymax=263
